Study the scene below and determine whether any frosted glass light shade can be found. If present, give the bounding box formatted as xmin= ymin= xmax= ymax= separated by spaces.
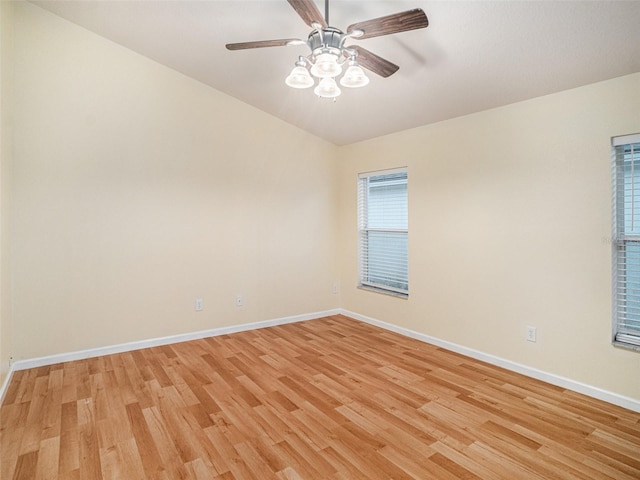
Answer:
xmin=285 ymin=66 xmax=314 ymax=89
xmin=340 ymin=65 xmax=369 ymax=88
xmin=314 ymin=77 xmax=341 ymax=98
xmin=310 ymin=53 xmax=342 ymax=78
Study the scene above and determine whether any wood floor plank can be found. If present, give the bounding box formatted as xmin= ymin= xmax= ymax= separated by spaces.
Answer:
xmin=34 ymin=436 xmax=60 ymax=480
xmin=11 ymin=450 xmax=39 ymax=480
xmin=2 ymin=315 xmax=639 ymax=479
xmin=125 ymin=402 xmax=163 ymax=478
xmin=77 ymin=408 xmax=103 ymax=480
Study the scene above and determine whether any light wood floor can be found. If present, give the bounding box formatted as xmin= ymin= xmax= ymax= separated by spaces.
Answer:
xmin=1 ymin=315 xmax=639 ymax=479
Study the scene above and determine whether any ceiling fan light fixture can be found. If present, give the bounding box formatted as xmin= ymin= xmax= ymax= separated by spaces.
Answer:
xmin=285 ymin=65 xmax=314 ymax=89
xmin=314 ymin=77 xmax=341 ymax=98
xmin=310 ymin=52 xmax=342 ymax=78
xmin=340 ymin=63 xmax=369 ymax=88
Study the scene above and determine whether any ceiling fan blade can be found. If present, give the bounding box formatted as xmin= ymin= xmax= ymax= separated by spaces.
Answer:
xmin=286 ymin=0 xmax=327 ymax=28
xmin=350 ymin=46 xmax=399 ymax=78
xmin=347 ymin=8 xmax=428 ymax=40
xmin=226 ymin=39 xmax=305 ymax=51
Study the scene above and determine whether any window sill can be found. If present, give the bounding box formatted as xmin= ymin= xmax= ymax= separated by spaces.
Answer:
xmin=358 ymin=285 xmax=408 ymax=299
xmin=613 ymin=340 xmax=640 ymax=353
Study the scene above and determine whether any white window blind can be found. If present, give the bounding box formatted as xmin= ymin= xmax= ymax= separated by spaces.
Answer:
xmin=358 ymin=168 xmax=408 ymax=296
xmin=613 ymin=133 xmax=640 ymax=348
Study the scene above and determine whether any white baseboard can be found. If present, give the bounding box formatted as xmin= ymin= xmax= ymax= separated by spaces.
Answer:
xmin=340 ymin=309 xmax=640 ymax=413
xmin=2 ymin=307 xmax=639 ymax=414
xmin=0 ymin=364 xmax=14 ymax=406
xmin=0 ymin=309 xmax=341 ymax=404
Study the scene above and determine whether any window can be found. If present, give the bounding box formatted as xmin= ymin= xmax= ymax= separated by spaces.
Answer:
xmin=613 ymin=133 xmax=640 ymax=349
xmin=358 ymin=168 xmax=408 ymax=296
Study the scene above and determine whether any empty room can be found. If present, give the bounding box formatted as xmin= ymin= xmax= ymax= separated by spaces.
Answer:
xmin=1 ymin=1 xmax=639 ymax=479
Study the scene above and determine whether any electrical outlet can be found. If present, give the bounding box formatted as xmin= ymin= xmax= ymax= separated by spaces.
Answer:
xmin=235 ymin=294 xmax=244 ymax=307
xmin=195 ymin=298 xmax=203 ymax=312
xmin=526 ymin=325 xmax=537 ymax=342
xmin=332 ymin=281 xmax=340 ymax=294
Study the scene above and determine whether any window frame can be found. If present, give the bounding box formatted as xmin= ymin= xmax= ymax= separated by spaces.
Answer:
xmin=357 ymin=167 xmax=409 ymax=298
xmin=612 ymin=133 xmax=640 ymax=351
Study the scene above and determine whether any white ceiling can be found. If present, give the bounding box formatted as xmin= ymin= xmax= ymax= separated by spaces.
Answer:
xmin=30 ymin=0 xmax=640 ymax=146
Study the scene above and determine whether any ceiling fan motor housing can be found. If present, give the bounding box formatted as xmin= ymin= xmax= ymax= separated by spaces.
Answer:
xmin=308 ymin=27 xmax=346 ymax=58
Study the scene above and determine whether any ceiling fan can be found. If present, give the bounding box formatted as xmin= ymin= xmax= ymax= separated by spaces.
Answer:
xmin=225 ymin=0 xmax=429 ymax=99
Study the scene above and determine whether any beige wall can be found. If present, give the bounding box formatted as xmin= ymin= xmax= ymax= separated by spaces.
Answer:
xmin=0 ymin=2 xmax=13 ymax=386
xmin=0 ymin=1 xmax=14 ymax=389
xmin=10 ymin=2 xmax=340 ymax=360
xmin=338 ymin=73 xmax=640 ymax=400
